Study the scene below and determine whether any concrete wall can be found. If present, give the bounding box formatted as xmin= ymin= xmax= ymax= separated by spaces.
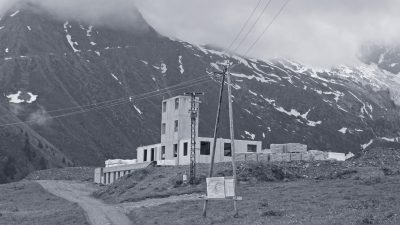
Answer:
xmin=161 ymin=95 xmax=199 ymax=161
xmin=176 ymin=137 xmax=262 ymax=165
xmin=95 ymin=162 xmax=153 ymax=185
xmin=137 ymin=143 xmax=161 ymax=163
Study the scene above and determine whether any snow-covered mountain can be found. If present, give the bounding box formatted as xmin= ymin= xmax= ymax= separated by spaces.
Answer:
xmin=1 ymin=4 xmax=400 ymax=183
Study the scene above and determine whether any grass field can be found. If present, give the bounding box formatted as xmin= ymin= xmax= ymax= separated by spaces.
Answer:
xmin=0 ymin=181 xmax=88 ymax=225
xmin=128 ymin=175 xmax=400 ymax=225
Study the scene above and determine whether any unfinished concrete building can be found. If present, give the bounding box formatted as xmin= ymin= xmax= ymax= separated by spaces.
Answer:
xmin=136 ymin=95 xmax=262 ymax=165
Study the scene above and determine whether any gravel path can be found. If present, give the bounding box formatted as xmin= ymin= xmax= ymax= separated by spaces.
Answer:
xmin=37 ymin=180 xmax=132 ymax=225
xmin=37 ymin=180 xmax=203 ymax=225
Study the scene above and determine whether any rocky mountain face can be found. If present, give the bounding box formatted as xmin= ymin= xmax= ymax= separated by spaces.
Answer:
xmin=360 ymin=44 xmax=400 ymax=75
xmin=1 ymin=4 xmax=400 ymax=183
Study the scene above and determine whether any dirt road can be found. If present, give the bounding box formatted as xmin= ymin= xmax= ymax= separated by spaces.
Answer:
xmin=37 ymin=180 xmax=132 ymax=225
xmin=37 ymin=180 xmax=203 ymax=225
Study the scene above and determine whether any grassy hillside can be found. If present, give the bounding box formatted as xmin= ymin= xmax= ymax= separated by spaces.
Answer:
xmin=0 ymin=181 xmax=88 ymax=225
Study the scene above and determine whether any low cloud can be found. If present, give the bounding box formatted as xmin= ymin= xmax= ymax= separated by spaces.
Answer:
xmin=0 ymin=0 xmax=149 ymax=31
xmin=135 ymin=0 xmax=400 ymax=67
xmin=1 ymin=0 xmax=399 ymax=67
xmin=28 ymin=106 xmax=51 ymax=126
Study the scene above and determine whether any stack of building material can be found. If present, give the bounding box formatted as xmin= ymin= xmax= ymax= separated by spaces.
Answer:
xmin=270 ymin=144 xmax=286 ymax=153
xmin=290 ymin=153 xmax=302 ymax=161
xmin=286 ymin=143 xmax=307 ymax=153
xmin=258 ymin=154 xmax=270 ymax=162
xmin=105 ymin=159 xmax=137 ymax=167
xmin=262 ymin=149 xmax=272 ymax=154
xmin=281 ymin=153 xmax=291 ymax=162
xmin=245 ymin=153 xmax=258 ymax=162
xmin=328 ymin=152 xmax=346 ymax=161
xmin=309 ymin=150 xmax=328 ymax=161
xmin=235 ymin=153 xmax=246 ymax=162
xmin=301 ymin=153 xmax=312 ymax=161
xmin=270 ymin=154 xmax=283 ymax=162
xmin=156 ymin=160 xmax=177 ymax=166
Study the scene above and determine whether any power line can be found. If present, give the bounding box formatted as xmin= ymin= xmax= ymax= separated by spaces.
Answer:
xmin=244 ymin=0 xmax=292 ymax=55
xmin=224 ymin=0 xmax=264 ymax=54
xmin=0 ymin=77 xmax=213 ymax=128
xmin=0 ymin=76 xmax=210 ymax=119
xmin=232 ymin=0 xmax=273 ymax=53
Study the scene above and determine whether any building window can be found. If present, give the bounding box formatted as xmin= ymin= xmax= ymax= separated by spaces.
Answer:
xmin=151 ymin=148 xmax=155 ymax=161
xmin=143 ymin=149 xmax=147 ymax=161
xmin=183 ymin=142 xmax=188 ymax=156
xmin=161 ymin=146 xmax=165 ymax=160
xmin=175 ymin=98 xmax=179 ymax=110
xmin=162 ymin=101 xmax=167 ymax=113
xmin=247 ymin=144 xmax=257 ymax=153
xmin=173 ymin=144 xmax=178 ymax=157
xmin=224 ymin=143 xmax=232 ymax=156
xmin=200 ymin=141 xmax=211 ymax=155
xmin=174 ymin=120 xmax=179 ymax=132
xmin=161 ymin=123 xmax=166 ymax=134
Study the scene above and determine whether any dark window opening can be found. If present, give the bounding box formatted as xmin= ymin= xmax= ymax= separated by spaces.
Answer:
xmin=151 ymin=148 xmax=155 ymax=161
xmin=161 ymin=146 xmax=166 ymax=160
xmin=175 ymin=98 xmax=179 ymax=110
xmin=174 ymin=120 xmax=179 ymax=132
xmin=174 ymin=144 xmax=178 ymax=157
xmin=143 ymin=149 xmax=147 ymax=161
xmin=162 ymin=101 xmax=167 ymax=112
xmin=224 ymin=143 xmax=232 ymax=156
xmin=200 ymin=141 xmax=211 ymax=155
xmin=183 ymin=142 xmax=188 ymax=156
xmin=247 ymin=144 xmax=257 ymax=153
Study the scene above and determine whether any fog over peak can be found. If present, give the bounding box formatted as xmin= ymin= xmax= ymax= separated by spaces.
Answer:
xmin=136 ymin=0 xmax=400 ymax=68
xmin=0 ymin=0 xmax=149 ymax=31
xmin=1 ymin=0 xmax=399 ymax=67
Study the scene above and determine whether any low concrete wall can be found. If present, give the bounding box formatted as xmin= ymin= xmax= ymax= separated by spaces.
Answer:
xmin=94 ymin=162 xmax=153 ymax=185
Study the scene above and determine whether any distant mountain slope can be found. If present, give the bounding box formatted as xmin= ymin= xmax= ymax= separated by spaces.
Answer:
xmin=1 ymin=4 xmax=400 ymax=183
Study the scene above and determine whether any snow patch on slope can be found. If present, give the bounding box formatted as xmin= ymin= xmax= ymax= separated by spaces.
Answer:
xmin=64 ymin=21 xmax=80 ymax=52
xmin=178 ymin=56 xmax=184 ymax=74
xmin=110 ymin=73 xmax=122 ymax=85
xmin=260 ymin=95 xmax=322 ymax=127
xmin=6 ymin=91 xmax=38 ymax=104
xmin=245 ymin=131 xmax=256 ymax=140
xmin=338 ymin=127 xmax=347 ymax=134
xmin=10 ymin=10 xmax=20 ymax=17
xmin=134 ymin=105 xmax=143 ymax=115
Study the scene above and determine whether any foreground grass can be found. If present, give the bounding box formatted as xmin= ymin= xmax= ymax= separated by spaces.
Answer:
xmin=128 ymin=175 xmax=400 ymax=225
xmin=0 ymin=181 xmax=88 ymax=225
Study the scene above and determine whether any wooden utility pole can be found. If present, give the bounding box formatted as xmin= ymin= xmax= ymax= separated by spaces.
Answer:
xmin=202 ymin=66 xmax=227 ymax=217
xmin=227 ymin=66 xmax=239 ymax=217
xmin=184 ymin=92 xmax=204 ymax=185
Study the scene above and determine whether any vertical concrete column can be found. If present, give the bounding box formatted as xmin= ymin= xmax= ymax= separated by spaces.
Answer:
xmin=111 ymin=172 xmax=115 ymax=183
xmin=104 ymin=172 xmax=108 ymax=184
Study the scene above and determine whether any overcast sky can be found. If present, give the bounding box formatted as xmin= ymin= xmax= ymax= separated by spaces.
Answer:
xmin=1 ymin=0 xmax=400 ymax=67
xmin=135 ymin=0 xmax=400 ymax=67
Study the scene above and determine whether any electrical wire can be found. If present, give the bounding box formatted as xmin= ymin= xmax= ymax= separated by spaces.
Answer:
xmin=244 ymin=0 xmax=292 ymax=55
xmin=224 ymin=0 xmax=265 ymax=54
xmin=0 ymin=75 xmax=210 ymax=119
xmin=232 ymin=0 xmax=273 ymax=53
xmin=0 ymin=76 xmax=214 ymax=128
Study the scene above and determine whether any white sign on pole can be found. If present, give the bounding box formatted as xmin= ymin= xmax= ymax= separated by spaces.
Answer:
xmin=224 ymin=178 xmax=235 ymax=197
xmin=206 ymin=177 xmax=226 ymax=199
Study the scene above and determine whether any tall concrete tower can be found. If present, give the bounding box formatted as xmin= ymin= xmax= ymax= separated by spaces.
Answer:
xmin=160 ymin=96 xmax=199 ymax=162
